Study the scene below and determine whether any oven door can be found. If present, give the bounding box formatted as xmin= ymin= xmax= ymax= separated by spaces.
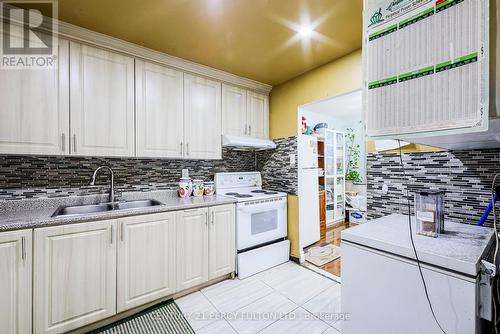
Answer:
xmin=236 ymin=197 xmax=287 ymax=251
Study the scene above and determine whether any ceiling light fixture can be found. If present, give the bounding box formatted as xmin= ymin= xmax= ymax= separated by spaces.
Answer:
xmin=298 ymin=26 xmax=313 ymax=37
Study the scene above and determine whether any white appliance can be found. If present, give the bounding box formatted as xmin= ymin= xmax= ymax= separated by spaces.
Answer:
xmin=341 ymin=214 xmax=495 ymax=334
xmin=215 ymin=172 xmax=289 ymax=279
xmin=297 ymin=135 xmax=320 ymax=255
xmin=363 ymin=0 xmax=494 ymax=149
xmin=222 ymin=134 xmax=277 ymax=150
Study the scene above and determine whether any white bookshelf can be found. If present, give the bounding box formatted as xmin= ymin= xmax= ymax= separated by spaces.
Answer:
xmin=324 ymin=129 xmax=345 ymax=224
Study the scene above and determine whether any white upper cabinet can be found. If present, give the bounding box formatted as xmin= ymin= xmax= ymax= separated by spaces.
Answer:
xmin=184 ymin=74 xmax=222 ymax=159
xmin=0 ymin=230 xmax=32 ymax=334
xmin=0 ymin=30 xmax=270 ymax=158
xmin=222 ymin=84 xmax=247 ymax=136
xmin=247 ymin=91 xmax=269 ymax=139
xmin=136 ymin=60 xmax=184 ymax=158
xmin=70 ymin=42 xmax=135 ymax=157
xmin=222 ymin=85 xmax=270 ymax=139
xmin=0 ymin=38 xmax=69 ymax=155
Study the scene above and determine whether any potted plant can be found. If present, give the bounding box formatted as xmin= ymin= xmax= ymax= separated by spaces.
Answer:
xmin=345 ymin=127 xmax=363 ymax=190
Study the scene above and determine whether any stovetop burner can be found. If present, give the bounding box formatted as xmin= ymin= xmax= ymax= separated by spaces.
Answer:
xmin=225 ymin=192 xmax=240 ymax=196
xmin=264 ymin=191 xmax=278 ymax=195
xmin=251 ymin=190 xmax=266 ymax=193
xmin=234 ymin=194 xmax=253 ymax=198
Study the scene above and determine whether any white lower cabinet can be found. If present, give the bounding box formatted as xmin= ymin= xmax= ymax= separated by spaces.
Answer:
xmin=177 ymin=205 xmax=236 ymax=290
xmin=34 ymin=220 xmax=117 ymax=334
xmin=0 ymin=230 xmax=32 ymax=334
xmin=209 ymin=205 xmax=236 ymax=279
xmin=176 ymin=208 xmax=210 ymax=291
xmin=20 ymin=204 xmax=234 ymax=333
xmin=117 ymin=212 xmax=177 ymax=312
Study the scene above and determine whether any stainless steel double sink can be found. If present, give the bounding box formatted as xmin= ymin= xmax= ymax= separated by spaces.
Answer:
xmin=52 ymin=199 xmax=163 ymax=217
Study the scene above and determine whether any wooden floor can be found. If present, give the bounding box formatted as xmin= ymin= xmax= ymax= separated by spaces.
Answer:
xmin=305 ymin=221 xmax=351 ymax=277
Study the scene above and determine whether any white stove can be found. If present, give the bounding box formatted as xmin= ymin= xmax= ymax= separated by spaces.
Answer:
xmin=215 ymin=172 xmax=290 ymax=279
xmin=215 ymin=172 xmax=287 ymax=202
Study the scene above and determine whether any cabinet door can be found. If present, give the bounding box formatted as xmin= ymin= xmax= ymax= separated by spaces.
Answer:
xmin=136 ymin=60 xmax=184 ymax=158
xmin=184 ymin=74 xmax=222 ymax=159
xmin=0 ymin=230 xmax=32 ymax=334
xmin=247 ymin=91 xmax=269 ymax=139
xmin=70 ymin=42 xmax=135 ymax=157
xmin=177 ymin=208 xmax=209 ymax=291
xmin=117 ymin=212 xmax=177 ymax=312
xmin=34 ymin=220 xmax=117 ymax=334
xmin=208 ymin=205 xmax=235 ymax=280
xmin=0 ymin=38 xmax=69 ymax=155
xmin=222 ymin=84 xmax=247 ymax=136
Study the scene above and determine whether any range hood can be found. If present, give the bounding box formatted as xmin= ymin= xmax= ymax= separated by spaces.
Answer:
xmin=222 ymin=135 xmax=276 ymax=150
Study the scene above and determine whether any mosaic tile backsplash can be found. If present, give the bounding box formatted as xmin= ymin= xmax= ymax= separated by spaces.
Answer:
xmin=367 ymin=149 xmax=500 ymax=228
xmin=257 ymin=136 xmax=298 ymax=195
xmin=0 ymin=137 xmax=300 ymax=200
xmin=0 ymin=148 xmax=256 ymax=200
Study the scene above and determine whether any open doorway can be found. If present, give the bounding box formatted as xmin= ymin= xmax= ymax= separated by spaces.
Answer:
xmin=296 ymin=89 xmax=367 ymax=280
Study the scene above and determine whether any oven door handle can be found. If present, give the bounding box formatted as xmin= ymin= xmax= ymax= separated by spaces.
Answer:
xmin=237 ymin=201 xmax=287 ymax=213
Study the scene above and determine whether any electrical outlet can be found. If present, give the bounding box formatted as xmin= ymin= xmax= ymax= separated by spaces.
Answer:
xmin=289 ymin=154 xmax=296 ymax=166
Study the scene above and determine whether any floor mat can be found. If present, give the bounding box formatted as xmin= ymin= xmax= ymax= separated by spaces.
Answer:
xmin=305 ymin=244 xmax=341 ymax=267
xmin=90 ymin=300 xmax=195 ymax=334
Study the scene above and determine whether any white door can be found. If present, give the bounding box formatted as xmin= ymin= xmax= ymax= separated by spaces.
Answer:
xmin=0 ymin=230 xmax=32 ymax=334
xmin=222 ymin=84 xmax=247 ymax=136
xmin=247 ymin=91 xmax=269 ymax=139
xmin=117 ymin=212 xmax=177 ymax=312
xmin=34 ymin=220 xmax=117 ymax=334
xmin=298 ymin=168 xmax=320 ymax=249
xmin=297 ymin=135 xmax=318 ymax=168
xmin=209 ymin=205 xmax=236 ymax=279
xmin=177 ymin=208 xmax=209 ymax=291
xmin=0 ymin=38 xmax=69 ymax=155
xmin=184 ymin=74 xmax=222 ymax=159
xmin=136 ymin=60 xmax=184 ymax=158
xmin=70 ymin=42 xmax=135 ymax=157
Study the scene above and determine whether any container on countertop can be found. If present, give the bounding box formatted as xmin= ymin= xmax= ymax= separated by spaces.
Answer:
xmin=415 ymin=190 xmax=444 ymax=237
xmin=178 ymin=177 xmax=193 ymax=198
xmin=192 ymin=179 xmax=205 ymax=197
xmin=204 ymin=181 xmax=215 ymax=196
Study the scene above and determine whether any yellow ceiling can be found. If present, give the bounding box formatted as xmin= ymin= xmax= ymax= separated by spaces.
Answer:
xmin=59 ymin=0 xmax=363 ymax=85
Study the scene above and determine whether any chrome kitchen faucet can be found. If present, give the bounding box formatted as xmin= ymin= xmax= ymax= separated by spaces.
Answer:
xmin=89 ymin=166 xmax=115 ymax=203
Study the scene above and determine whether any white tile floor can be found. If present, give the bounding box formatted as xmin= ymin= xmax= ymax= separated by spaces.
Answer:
xmin=176 ymin=262 xmax=344 ymax=334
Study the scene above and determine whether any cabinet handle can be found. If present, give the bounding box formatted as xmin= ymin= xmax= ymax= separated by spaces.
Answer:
xmin=110 ymin=225 xmax=113 ymax=244
xmin=180 ymin=142 xmax=183 ymax=155
xmin=249 ymin=125 xmax=252 ymax=136
xmin=121 ymin=224 xmax=124 ymax=242
xmin=186 ymin=143 xmax=190 ymax=156
xmin=73 ymin=134 xmax=77 ymax=153
xmin=211 ymin=211 xmax=215 ymax=225
xmin=61 ymin=133 xmax=66 ymax=153
xmin=244 ymin=125 xmax=247 ymax=135
xmin=205 ymin=212 xmax=208 ymax=225
xmin=21 ymin=236 xmax=26 ymax=261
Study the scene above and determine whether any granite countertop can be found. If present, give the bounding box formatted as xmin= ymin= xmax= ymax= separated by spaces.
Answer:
xmin=0 ymin=190 xmax=236 ymax=232
xmin=341 ymin=214 xmax=494 ymax=276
